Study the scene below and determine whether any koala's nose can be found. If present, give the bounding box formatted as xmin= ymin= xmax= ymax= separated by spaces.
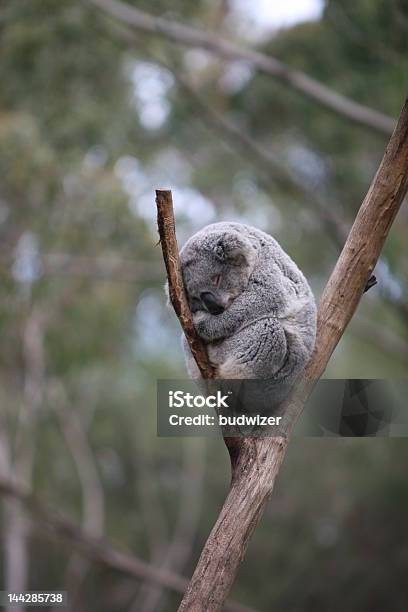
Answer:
xmin=190 ymin=297 xmax=202 ymax=313
xmin=200 ymin=291 xmax=225 ymax=315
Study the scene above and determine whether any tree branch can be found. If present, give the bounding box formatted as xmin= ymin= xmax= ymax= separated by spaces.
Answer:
xmin=156 ymin=95 xmax=408 ymax=611
xmin=156 ymin=189 xmax=215 ymax=378
xmin=87 ymin=0 xmax=395 ymax=136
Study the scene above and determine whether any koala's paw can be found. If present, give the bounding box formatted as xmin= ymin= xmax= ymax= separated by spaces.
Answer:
xmin=193 ymin=311 xmax=214 ymax=342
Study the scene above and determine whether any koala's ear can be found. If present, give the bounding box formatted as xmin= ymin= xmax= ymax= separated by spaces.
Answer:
xmin=214 ymin=234 xmax=250 ymax=266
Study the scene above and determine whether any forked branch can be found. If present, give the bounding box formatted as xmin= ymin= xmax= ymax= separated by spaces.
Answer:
xmin=156 ymin=96 xmax=408 ymax=612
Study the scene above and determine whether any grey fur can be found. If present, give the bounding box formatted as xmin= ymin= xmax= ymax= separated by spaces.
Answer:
xmin=177 ymin=222 xmax=317 ymax=383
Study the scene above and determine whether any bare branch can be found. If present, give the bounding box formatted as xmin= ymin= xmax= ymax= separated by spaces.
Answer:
xmin=87 ymin=0 xmax=395 ymax=135
xmin=156 ymin=189 xmax=215 ymax=378
xmin=0 ymin=480 xmax=256 ymax=612
xmin=156 ymin=96 xmax=408 ymax=611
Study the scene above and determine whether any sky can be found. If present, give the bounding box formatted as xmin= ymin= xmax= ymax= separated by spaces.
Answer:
xmin=232 ymin=0 xmax=324 ymax=36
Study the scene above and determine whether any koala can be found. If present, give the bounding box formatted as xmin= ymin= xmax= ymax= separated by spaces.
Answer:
xmin=178 ymin=222 xmax=317 ymax=387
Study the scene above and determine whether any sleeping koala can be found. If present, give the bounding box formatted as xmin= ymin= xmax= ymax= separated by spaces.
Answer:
xmin=179 ymin=222 xmax=316 ymax=383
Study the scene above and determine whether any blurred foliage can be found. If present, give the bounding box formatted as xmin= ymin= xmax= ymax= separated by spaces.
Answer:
xmin=0 ymin=1 xmax=407 ymax=611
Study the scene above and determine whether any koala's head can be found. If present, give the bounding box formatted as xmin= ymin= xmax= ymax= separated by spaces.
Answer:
xmin=180 ymin=228 xmax=257 ymax=315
